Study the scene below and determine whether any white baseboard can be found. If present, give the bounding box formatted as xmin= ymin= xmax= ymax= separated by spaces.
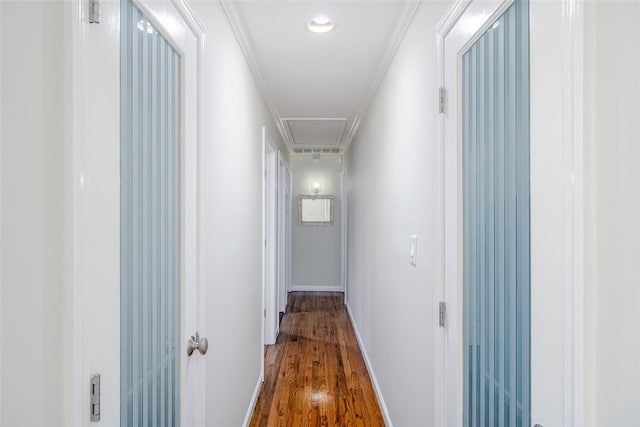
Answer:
xmin=290 ymin=285 xmax=343 ymax=292
xmin=345 ymin=303 xmax=394 ymax=427
xmin=242 ymin=372 xmax=264 ymax=427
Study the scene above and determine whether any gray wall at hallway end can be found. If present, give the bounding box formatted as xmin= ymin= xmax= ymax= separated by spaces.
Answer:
xmin=291 ymin=154 xmax=343 ymax=290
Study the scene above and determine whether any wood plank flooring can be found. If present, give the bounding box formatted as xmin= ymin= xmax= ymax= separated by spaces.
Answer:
xmin=249 ymin=292 xmax=385 ymax=427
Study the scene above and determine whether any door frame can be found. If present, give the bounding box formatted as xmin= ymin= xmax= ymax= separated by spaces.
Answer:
xmin=435 ymin=0 xmax=585 ymax=426
xmin=69 ymin=0 xmax=206 ymax=424
xmin=0 ymin=1 xmax=3 ymax=421
xmin=340 ymin=172 xmax=348 ymax=298
xmin=286 ymin=169 xmax=293 ymax=296
xmin=262 ymin=128 xmax=278 ymax=347
xmin=277 ymin=153 xmax=290 ymax=315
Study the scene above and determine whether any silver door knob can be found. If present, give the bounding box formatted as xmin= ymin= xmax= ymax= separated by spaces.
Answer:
xmin=187 ymin=331 xmax=208 ymax=356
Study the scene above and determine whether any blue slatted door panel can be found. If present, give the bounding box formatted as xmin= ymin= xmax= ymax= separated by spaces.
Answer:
xmin=462 ymin=1 xmax=530 ymax=426
xmin=121 ymin=0 xmax=180 ymax=426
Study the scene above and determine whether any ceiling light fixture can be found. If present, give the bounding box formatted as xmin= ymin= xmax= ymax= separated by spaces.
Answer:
xmin=308 ymin=16 xmax=334 ymax=33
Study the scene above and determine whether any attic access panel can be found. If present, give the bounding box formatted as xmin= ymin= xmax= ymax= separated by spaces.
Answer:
xmin=283 ymin=118 xmax=346 ymax=147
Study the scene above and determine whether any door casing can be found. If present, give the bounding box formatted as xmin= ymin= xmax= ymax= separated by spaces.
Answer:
xmin=277 ymin=154 xmax=290 ymax=315
xmin=341 ymin=172 xmax=348 ymax=298
xmin=263 ymin=128 xmax=278 ymax=347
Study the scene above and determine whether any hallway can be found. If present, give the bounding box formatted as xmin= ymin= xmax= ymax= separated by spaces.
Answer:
xmin=2 ymin=0 xmax=640 ymax=425
xmin=249 ymin=293 xmax=384 ymax=426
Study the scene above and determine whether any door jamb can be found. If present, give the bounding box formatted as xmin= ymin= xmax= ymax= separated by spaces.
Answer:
xmin=529 ymin=1 xmax=585 ymax=425
xmin=286 ymin=169 xmax=293 ymax=296
xmin=277 ymin=153 xmax=289 ymax=315
xmin=340 ymin=172 xmax=348 ymax=300
xmin=0 ymin=1 xmax=3 ymax=421
xmin=262 ymin=128 xmax=278 ymax=352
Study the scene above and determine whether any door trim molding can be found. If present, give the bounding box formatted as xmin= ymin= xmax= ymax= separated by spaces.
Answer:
xmin=70 ymin=1 xmax=98 ymax=424
xmin=277 ymin=152 xmax=289 ymax=315
xmin=0 ymin=1 xmax=3 ymax=422
xmin=530 ymin=0 xmax=585 ymax=425
xmin=562 ymin=1 xmax=585 ymax=424
xmin=340 ymin=172 xmax=348 ymax=298
xmin=262 ymin=128 xmax=279 ymax=350
xmin=286 ymin=169 xmax=293 ymax=295
xmin=435 ymin=0 xmax=471 ymax=38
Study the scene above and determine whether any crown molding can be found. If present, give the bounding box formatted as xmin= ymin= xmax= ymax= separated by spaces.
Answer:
xmin=344 ymin=0 xmax=421 ymax=149
xmin=221 ymin=0 xmax=422 ymax=153
xmin=219 ymin=0 xmax=292 ymax=150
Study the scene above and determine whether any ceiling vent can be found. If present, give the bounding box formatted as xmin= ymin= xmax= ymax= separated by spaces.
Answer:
xmin=293 ymin=148 xmax=342 ymax=154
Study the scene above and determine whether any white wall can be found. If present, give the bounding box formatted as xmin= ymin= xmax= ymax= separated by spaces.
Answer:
xmin=345 ymin=2 xmax=449 ymax=425
xmin=584 ymin=2 xmax=640 ymax=425
xmin=0 ymin=1 xmax=70 ymax=425
xmin=1 ymin=1 xmax=288 ymax=425
xmin=291 ymin=154 xmax=343 ymax=291
xmin=189 ymin=2 xmax=287 ymax=425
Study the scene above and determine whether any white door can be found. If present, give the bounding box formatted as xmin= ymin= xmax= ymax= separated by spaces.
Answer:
xmin=277 ymin=156 xmax=289 ymax=315
xmin=441 ymin=1 xmax=527 ymax=425
xmin=263 ymin=130 xmax=278 ymax=345
xmin=286 ymin=169 xmax=293 ymax=297
xmin=72 ymin=0 xmax=205 ymax=425
xmin=340 ymin=172 xmax=348 ymax=296
xmin=438 ymin=1 xmax=582 ymax=426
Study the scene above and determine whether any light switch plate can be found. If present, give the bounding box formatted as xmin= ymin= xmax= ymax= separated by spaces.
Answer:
xmin=410 ymin=235 xmax=417 ymax=266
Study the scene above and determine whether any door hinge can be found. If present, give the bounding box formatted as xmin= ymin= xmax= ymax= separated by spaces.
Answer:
xmin=264 ymin=309 xmax=266 ymax=317
xmin=90 ymin=374 xmax=100 ymax=422
xmin=439 ymin=302 xmax=446 ymax=327
xmin=88 ymin=0 xmax=100 ymax=23
xmin=438 ymin=87 xmax=446 ymax=114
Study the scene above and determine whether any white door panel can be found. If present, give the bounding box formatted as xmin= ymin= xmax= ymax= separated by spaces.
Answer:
xmin=74 ymin=1 xmax=122 ymax=424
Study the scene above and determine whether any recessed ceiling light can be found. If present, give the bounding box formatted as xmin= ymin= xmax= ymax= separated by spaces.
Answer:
xmin=308 ymin=16 xmax=334 ymax=33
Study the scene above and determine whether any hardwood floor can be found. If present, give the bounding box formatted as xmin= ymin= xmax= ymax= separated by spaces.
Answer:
xmin=249 ymin=292 xmax=385 ymax=427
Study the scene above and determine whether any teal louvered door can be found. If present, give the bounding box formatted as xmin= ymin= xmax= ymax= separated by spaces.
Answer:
xmin=120 ymin=0 xmax=181 ymax=425
xmin=462 ymin=1 xmax=530 ymax=426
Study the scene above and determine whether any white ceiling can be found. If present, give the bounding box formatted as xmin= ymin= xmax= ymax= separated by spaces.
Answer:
xmin=221 ymin=0 xmax=420 ymax=152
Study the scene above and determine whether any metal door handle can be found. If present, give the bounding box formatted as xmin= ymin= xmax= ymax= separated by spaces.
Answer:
xmin=187 ymin=331 xmax=208 ymax=356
